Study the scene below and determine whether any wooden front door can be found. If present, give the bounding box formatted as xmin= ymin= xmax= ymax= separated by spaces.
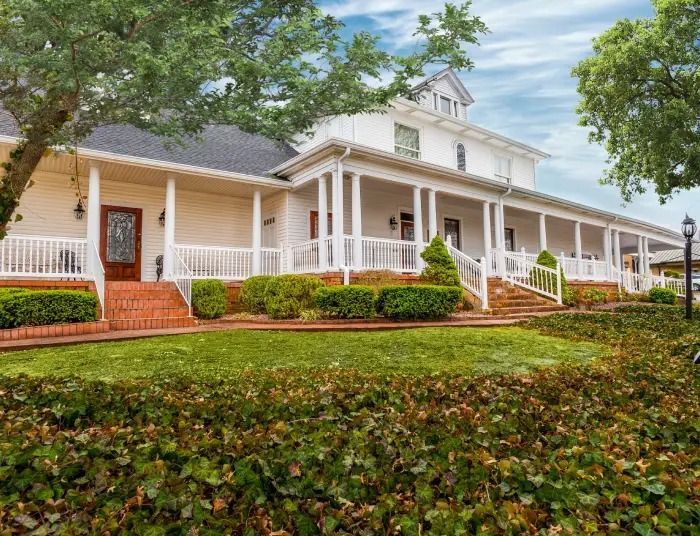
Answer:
xmin=400 ymin=212 xmax=415 ymax=241
xmin=100 ymin=205 xmax=142 ymax=281
xmin=444 ymin=218 xmax=461 ymax=249
xmin=310 ymin=210 xmax=333 ymax=239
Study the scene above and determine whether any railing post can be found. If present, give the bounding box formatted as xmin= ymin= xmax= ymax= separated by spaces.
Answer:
xmin=556 ymin=261 xmax=563 ymax=305
xmin=480 ymin=256 xmax=489 ymax=310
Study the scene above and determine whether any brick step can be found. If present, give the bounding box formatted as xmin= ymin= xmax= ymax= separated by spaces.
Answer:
xmin=109 ymin=317 xmax=197 ymax=331
xmin=488 ymin=292 xmax=550 ymax=301
xmin=489 ymin=305 xmax=568 ymax=315
xmin=489 ymin=299 xmax=553 ymax=308
xmin=106 ymin=297 xmax=186 ymax=309
xmin=106 ymin=290 xmax=184 ymax=300
xmin=105 ymin=308 xmax=190 ymax=320
xmin=105 ymin=282 xmax=177 ymax=291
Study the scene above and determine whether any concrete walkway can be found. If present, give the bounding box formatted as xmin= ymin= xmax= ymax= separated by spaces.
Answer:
xmin=0 ymin=314 xmax=559 ymax=352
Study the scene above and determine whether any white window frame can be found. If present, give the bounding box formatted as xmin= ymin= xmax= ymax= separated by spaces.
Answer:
xmin=493 ymin=153 xmax=513 ymax=184
xmin=393 ymin=121 xmax=422 ymax=160
xmin=431 ymin=90 xmax=463 ymax=119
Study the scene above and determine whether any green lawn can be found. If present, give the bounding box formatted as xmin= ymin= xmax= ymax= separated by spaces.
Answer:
xmin=0 ymin=326 xmax=605 ymax=381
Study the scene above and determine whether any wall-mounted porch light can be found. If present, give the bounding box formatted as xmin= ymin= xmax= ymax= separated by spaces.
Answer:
xmin=389 ymin=215 xmax=398 ymax=231
xmin=159 ymin=209 xmax=166 ymax=227
xmin=73 ymin=199 xmax=85 ymax=220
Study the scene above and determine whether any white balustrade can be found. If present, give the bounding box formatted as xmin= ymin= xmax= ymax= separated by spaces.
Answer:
xmin=361 ymin=236 xmax=418 ymax=272
xmin=0 ymin=235 xmax=88 ymax=278
xmin=344 ymin=236 xmax=354 ymax=267
xmin=503 ymin=251 xmax=562 ymax=304
xmin=88 ymin=240 xmax=105 ymax=319
xmin=175 ymin=244 xmax=281 ymax=279
xmin=447 ymin=242 xmax=487 ymax=308
xmin=261 ymin=248 xmax=283 ymax=275
xmin=170 ymin=245 xmax=192 ymax=314
xmin=289 ymin=239 xmax=321 ymax=273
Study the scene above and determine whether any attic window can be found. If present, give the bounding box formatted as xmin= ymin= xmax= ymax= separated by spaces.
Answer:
xmin=433 ymin=92 xmax=461 ymax=118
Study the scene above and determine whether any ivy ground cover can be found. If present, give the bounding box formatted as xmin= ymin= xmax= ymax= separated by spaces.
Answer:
xmin=0 ymin=308 xmax=698 ymax=534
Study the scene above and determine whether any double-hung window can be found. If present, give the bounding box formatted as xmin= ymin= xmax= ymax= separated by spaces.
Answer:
xmin=494 ymin=155 xmax=512 ymax=183
xmin=394 ymin=123 xmax=421 ymax=159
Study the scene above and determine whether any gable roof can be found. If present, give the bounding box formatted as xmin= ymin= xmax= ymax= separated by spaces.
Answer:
xmin=0 ymin=111 xmax=298 ymax=179
xmin=649 ymin=243 xmax=700 ymax=265
xmin=411 ymin=67 xmax=475 ymax=105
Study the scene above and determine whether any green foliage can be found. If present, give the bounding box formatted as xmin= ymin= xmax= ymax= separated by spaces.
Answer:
xmin=377 ymin=285 xmax=462 ymax=320
xmin=648 ymin=286 xmax=677 ymax=305
xmin=420 ymin=235 xmax=461 ymax=287
xmin=0 ymin=307 xmax=698 ymax=533
xmin=315 ymin=285 xmax=376 ymax=319
xmin=264 ymin=275 xmax=323 ymax=319
xmin=353 ymin=270 xmax=402 ymax=291
xmin=582 ymin=287 xmax=607 ymax=304
xmin=573 ymin=0 xmax=700 ymax=201
xmin=0 ymin=290 xmax=97 ymax=328
xmin=0 ymin=0 xmax=487 ymax=236
xmin=664 ymin=269 xmax=682 ymax=279
xmin=191 ymin=279 xmax=227 ymax=319
xmin=240 ymin=275 xmax=274 ymax=314
xmin=534 ymin=250 xmax=574 ymax=305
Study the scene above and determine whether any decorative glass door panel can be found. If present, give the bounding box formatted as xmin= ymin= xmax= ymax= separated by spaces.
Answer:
xmin=100 ymin=205 xmax=142 ymax=281
xmin=444 ymin=218 xmax=460 ymax=249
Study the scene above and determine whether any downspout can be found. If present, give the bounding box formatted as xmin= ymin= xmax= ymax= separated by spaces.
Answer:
xmin=337 ymin=148 xmax=351 ymax=284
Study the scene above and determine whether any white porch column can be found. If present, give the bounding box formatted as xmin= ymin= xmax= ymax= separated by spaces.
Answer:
xmin=603 ymin=225 xmax=612 ymax=280
xmin=636 ymin=235 xmax=644 ymax=274
xmin=162 ymin=175 xmax=176 ymax=278
xmin=413 ymin=186 xmax=424 ymax=271
xmin=427 ymin=189 xmax=438 ymax=241
xmin=351 ymin=173 xmax=362 ymax=269
xmin=482 ymin=201 xmax=492 ymax=259
xmin=574 ymin=221 xmax=583 ymax=279
xmin=538 ymin=213 xmax=547 ymax=252
xmin=331 ymin=170 xmax=345 ymax=268
xmin=251 ymin=190 xmax=262 ymax=275
xmin=86 ymin=163 xmax=101 ymax=274
xmin=317 ymin=176 xmax=328 ymax=271
xmin=613 ymin=229 xmax=622 ymax=273
xmin=643 ymin=236 xmax=650 ymax=274
xmin=493 ymin=202 xmax=504 ymax=277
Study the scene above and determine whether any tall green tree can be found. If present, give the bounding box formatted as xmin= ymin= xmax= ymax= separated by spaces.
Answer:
xmin=0 ymin=0 xmax=487 ymax=237
xmin=573 ymin=0 xmax=700 ymax=203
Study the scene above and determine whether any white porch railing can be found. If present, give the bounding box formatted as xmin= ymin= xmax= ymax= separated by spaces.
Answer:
xmin=503 ymin=251 xmax=562 ymax=304
xmin=170 ymin=245 xmax=192 ymax=315
xmin=654 ymin=275 xmax=686 ymax=296
xmin=361 ymin=236 xmax=417 ymax=272
xmin=261 ymin=248 xmax=283 ymax=275
xmin=288 ymin=239 xmax=321 ymax=273
xmin=88 ymin=240 xmax=106 ymax=319
xmin=491 ymin=248 xmax=609 ymax=282
xmin=175 ymin=244 xmax=283 ymax=279
xmin=447 ymin=240 xmax=488 ymax=309
xmin=0 ymin=235 xmax=88 ymax=278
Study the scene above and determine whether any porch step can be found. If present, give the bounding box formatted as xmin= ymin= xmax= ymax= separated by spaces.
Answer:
xmin=486 ymin=278 xmax=569 ymax=316
xmin=104 ymin=281 xmax=195 ymax=328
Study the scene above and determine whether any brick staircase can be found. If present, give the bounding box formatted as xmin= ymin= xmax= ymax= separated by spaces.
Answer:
xmin=486 ymin=278 xmax=569 ymax=317
xmin=104 ymin=282 xmax=196 ymax=331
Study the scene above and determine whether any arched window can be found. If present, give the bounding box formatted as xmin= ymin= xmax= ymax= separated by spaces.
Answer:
xmin=456 ymin=143 xmax=466 ymax=171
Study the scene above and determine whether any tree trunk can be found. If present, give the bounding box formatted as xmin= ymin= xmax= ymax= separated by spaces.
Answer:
xmin=0 ymin=103 xmax=75 ymax=238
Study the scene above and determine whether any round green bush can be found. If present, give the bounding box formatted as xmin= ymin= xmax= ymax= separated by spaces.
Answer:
xmin=376 ymin=285 xmax=462 ymax=320
xmin=264 ymin=275 xmax=323 ymax=319
xmin=315 ymin=285 xmax=376 ymax=319
xmin=192 ymin=279 xmax=227 ymax=319
xmin=534 ymin=250 xmax=574 ymax=306
xmin=240 ymin=275 xmax=274 ymax=314
xmin=648 ymin=286 xmax=677 ymax=305
xmin=420 ymin=236 xmax=461 ymax=287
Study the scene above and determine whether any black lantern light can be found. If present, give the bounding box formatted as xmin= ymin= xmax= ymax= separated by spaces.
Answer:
xmin=73 ymin=199 xmax=85 ymax=220
xmin=681 ymin=214 xmax=696 ymax=320
xmin=389 ymin=215 xmax=398 ymax=231
xmin=159 ymin=209 xmax=166 ymax=227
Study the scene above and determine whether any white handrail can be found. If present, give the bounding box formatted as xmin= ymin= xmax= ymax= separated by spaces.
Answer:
xmin=361 ymin=236 xmax=417 ymax=272
xmin=88 ymin=240 xmax=105 ymax=320
xmin=0 ymin=234 xmax=88 ymax=278
xmin=289 ymin=239 xmax=321 ymax=273
xmin=170 ymin=245 xmax=192 ymax=315
xmin=175 ymin=244 xmax=283 ymax=279
xmin=447 ymin=243 xmax=488 ymax=309
xmin=503 ymin=251 xmax=562 ymax=304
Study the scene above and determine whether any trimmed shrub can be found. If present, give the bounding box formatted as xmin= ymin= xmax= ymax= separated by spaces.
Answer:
xmin=315 ymin=285 xmax=376 ymax=319
xmin=240 ymin=275 xmax=274 ymax=314
xmin=192 ymin=279 xmax=227 ymax=319
xmin=535 ymin=250 xmax=574 ymax=306
xmin=664 ymin=269 xmax=682 ymax=279
xmin=420 ymin=236 xmax=461 ymax=287
xmin=0 ymin=290 xmax=97 ymax=328
xmin=582 ymin=287 xmax=607 ymax=307
xmin=377 ymin=285 xmax=462 ymax=320
xmin=264 ymin=275 xmax=324 ymax=319
xmin=649 ymin=287 xmax=677 ymax=305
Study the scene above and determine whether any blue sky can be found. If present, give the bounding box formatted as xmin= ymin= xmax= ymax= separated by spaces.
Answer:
xmin=319 ymin=0 xmax=699 ymax=232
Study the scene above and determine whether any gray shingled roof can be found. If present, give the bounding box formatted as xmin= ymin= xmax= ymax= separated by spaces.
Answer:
xmin=0 ymin=112 xmax=297 ymax=178
xmin=650 ymin=243 xmax=700 ymax=265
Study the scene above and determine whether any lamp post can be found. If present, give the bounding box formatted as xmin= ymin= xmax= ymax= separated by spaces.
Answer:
xmin=681 ymin=214 xmax=696 ymax=320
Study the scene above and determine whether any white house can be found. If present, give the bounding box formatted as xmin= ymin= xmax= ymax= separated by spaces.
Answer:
xmin=0 ymin=68 xmax=686 ymax=323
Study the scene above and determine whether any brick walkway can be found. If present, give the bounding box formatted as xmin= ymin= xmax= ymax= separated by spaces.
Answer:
xmin=0 ymin=313 xmax=564 ymax=352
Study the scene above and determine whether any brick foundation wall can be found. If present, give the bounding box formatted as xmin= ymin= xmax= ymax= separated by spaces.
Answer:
xmin=0 ymin=320 xmax=110 ymax=342
xmin=0 ymin=279 xmax=94 ymax=292
xmin=568 ymin=281 xmax=619 ymax=302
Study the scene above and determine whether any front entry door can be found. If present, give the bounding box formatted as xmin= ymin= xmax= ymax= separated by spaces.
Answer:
xmin=100 ymin=205 xmax=142 ymax=281
xmin=444 ymin=218 xmax=461 ymax=249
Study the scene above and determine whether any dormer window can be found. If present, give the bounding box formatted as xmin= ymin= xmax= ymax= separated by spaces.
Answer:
xmin=432 ymin=92 xmax=462 ymax=119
